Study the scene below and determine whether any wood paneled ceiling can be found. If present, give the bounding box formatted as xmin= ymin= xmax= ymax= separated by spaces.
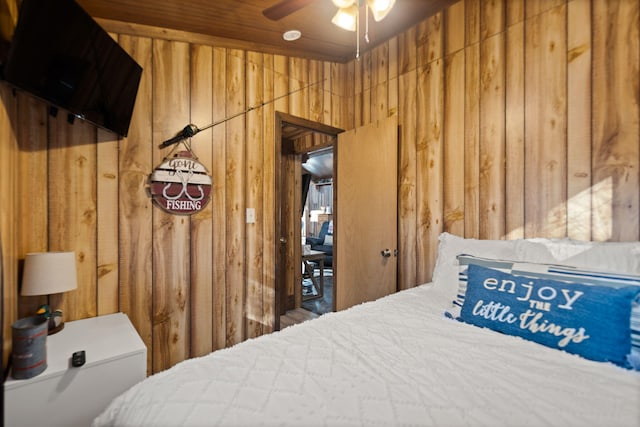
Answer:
xmin=77 ymin=0 xmax=458 ymax=63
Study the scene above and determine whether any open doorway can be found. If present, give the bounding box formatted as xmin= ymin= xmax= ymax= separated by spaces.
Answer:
xmin=274 ymin=112 xmax=343 ymax=330
xmin=300 ymin=147 xmax=333 ymax=316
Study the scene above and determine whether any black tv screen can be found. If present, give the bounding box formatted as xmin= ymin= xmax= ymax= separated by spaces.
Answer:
xmin=1 ymin=0 xmax=142 ymax=137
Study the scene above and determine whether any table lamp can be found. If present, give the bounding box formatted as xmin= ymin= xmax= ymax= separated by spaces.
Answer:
xmin=21 ymin=252 xmax=78 ymax=334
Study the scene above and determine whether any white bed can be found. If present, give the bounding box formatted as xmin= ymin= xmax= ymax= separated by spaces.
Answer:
xmin=93 ymin=234 xmax=640 ymax=427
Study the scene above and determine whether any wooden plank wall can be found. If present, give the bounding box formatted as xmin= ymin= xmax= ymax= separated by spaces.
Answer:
xmin=352 ymin=0 xmax=639 ymax=289
xmin=2 ymin=0 xmax=639 ymax=374
xmin=0 ymin=20 xmax=349 ymax=373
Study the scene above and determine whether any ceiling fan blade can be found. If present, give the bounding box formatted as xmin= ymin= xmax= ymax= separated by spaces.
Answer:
xmin=262 ymin=0 xmax=316 ymax=21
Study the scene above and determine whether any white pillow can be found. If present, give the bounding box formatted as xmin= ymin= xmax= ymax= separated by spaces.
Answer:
xmin=432 ymin=233 xmax=519 ymax=299
xmin=323 ymin=234 xmax=333 ymax=246
xmin=515 ymin=238 xmax=640 ymax=275
xmin=433 ymin=232 xmax=640 ymax=301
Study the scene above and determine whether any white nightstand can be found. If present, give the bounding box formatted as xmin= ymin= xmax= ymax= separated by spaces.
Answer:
xmin=4 ymin=312 xmax=147 ymax=427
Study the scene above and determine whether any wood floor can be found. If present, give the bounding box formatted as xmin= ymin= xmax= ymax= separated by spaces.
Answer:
xmin=280 ymin=308 xmax=319 ymax=329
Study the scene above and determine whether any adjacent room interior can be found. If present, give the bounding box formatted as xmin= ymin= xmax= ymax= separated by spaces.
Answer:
xmin=300 ymin=147 xmax=334 ymax=315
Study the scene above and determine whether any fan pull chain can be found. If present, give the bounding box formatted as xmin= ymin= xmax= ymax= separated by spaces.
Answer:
xmin=356 ymin=1 xmax=360 ymax=59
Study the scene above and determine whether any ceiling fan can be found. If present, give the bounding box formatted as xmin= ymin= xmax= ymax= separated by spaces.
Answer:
xmin=262 ymin=0 xmax=396 ymax=23
xmin=263 ymin=0 xmax=397 ymax=59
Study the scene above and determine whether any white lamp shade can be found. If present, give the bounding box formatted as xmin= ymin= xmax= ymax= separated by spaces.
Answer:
xmin=367 ymin=0 xmax=396 ymax=21
xmin=332 ymin=0 xmax=355 ymax=8
xmin=21 ymin=252 xmax=78 ymax=296
xmin=332 ymin=5 xmax=358 ymax=31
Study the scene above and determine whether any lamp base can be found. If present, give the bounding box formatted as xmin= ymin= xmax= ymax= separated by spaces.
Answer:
xmin=48 ymin=322 xmax=64 ymax=335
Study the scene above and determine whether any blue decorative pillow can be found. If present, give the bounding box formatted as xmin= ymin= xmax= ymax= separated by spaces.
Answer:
xmin=448 ymin=254 xmax=640 ymax=369
xmin=448 ymin=254 xmax=517 ymax=316
xmin=460 ymin=264 xmax=640 ymax=369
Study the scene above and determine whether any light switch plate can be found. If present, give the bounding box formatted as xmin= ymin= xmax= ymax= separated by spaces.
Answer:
xmin=246 ymin=208 xmax=256 ymax=224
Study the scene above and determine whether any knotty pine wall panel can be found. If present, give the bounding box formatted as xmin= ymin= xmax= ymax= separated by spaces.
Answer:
xmin=189 ymin=43 xmax=214 ymax=356
xmin=16 ymin=94 xmax=48 ymax=320
xmin=117 ymin=34 xmax=154 ymax=372
xmin=505 ymin=18 xmax=525 ymax=240
xmin=48 ymin=117 xmax=98 ymax=322
xmin=397 ymin=28 xmax=418 ymax=291
xmin=591 ymin=0 xmax=639 ymax=241
xmin=211 ymin=46 xmax=228 ymax=352
xmin=261 ymin=53 xmax=277 ymax=338
xmin=224 ymin=48 xmax=247 ymax=348
xmin=0 ymin=82 xmax=18 ymax=367
xmin=415 ymin=16 xmax=445 ymax=286
xmin=2 ymin=0 xmax=639 ymax=373
xmin=524 ymin=5 xmax=567 ymax=238
xmin=151 ymin=39 xmax=191 ymax=372
xmin=443 ymin=49 xmax=465 ymax=237
xmin=479 ymin=32 xmax=506 ymax=240
xmin=463 ymin=31 xmax=481 ymax=240
xmin=245 ymin=50 xmax=265 ymax=340
xmin=95 ymin=31 xmax=121 ymax=317
xmin=96 ymin=125 xmax=120 ymax=317
xmin=566 ymin=0 xmax=592 ymax=242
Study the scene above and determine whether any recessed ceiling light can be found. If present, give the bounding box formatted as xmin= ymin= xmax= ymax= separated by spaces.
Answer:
xmin=283 ymin=30 xmax=301 ymax=41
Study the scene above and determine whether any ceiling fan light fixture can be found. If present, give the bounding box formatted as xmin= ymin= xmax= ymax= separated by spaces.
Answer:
xmin=366 ymin=0 xmax=396 ymax=21
xmin=331 ymin=5 xmax=358 ymax=31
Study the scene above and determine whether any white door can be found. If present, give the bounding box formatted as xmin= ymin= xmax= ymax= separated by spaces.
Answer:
xmin=335 ymin=115 xmax=398 ymax=311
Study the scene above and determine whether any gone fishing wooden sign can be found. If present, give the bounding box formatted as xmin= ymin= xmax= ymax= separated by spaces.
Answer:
xmin=149 ymin=150 xmax=212 ymax=215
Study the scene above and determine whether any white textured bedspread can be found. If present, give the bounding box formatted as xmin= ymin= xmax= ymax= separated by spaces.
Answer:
xmin=93 ymin=283 xmax=640 ymax=427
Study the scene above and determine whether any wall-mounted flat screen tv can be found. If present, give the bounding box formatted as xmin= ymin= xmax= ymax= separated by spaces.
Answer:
xmin=1 ymin=0 xmax=142 ymax=137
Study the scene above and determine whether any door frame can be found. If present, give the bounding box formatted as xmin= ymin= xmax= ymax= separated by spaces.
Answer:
xmin=273 ymin=112 xmax=343 ymax=330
